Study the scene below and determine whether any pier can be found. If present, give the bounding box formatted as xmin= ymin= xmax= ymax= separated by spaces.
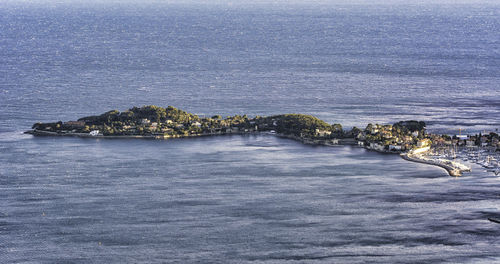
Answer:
xmin=401 ymin=152 xmax=469 ymax=177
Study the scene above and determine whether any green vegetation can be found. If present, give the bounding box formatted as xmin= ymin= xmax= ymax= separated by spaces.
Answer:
xmin=393 ymin=121 xmax=426 ymax=134
xmin=258 ymin=114 xmax=341 ymax=138
xmin=30 ymin=105 xmax=347 ymax=140
xmin=33 ymin=105 xmax=474 ymax=151
xmin=27 ymin=106 xmax=500 ymax=152
xmin=358 ymin=121 xmax=429 ymax=151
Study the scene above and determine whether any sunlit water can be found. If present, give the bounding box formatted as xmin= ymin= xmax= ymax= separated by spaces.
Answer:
xmin=1 ymin=2 xmax=500 ymax=263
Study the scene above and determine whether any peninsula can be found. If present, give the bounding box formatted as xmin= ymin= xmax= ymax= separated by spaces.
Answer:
xmin=26 ymin=105 xmax=500 ymax=176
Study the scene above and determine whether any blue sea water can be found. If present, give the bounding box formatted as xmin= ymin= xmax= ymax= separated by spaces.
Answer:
xmin=1 ymin=2 xmax=500 ymax=263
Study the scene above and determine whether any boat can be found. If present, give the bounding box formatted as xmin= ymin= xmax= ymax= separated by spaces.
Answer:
xmin=481 ymin=156 xmax=497 ymax=169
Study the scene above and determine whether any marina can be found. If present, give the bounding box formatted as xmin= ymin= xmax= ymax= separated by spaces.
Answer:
xmin=2 ymin=2 xmax=500 ymax=262
xmin=430 ymin=145 xmax=500 ymax=176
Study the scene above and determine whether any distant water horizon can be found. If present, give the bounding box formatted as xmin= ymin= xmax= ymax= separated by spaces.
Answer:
xmin=1 ymin=2 xmax=499 ymax=134
xmin=1 ymin=3 xmax=500 ymax=263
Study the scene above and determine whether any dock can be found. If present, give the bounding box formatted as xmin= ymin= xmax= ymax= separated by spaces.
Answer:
xmin=401 ymin=153 xmax=467 ymax=177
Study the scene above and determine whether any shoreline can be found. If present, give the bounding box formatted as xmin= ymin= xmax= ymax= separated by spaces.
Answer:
xmin=25 ymin=129 xmax=466 ymax=177
xmin=401 ymin=153 xmax=463 ymax=177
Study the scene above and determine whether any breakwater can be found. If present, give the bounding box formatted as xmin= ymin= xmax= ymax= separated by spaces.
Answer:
xmin=401 ymin=153 xmax=468 ymax=177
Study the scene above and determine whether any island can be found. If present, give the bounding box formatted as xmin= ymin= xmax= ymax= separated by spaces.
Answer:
xmin=25 ymin=105 xmax=500 ymax=177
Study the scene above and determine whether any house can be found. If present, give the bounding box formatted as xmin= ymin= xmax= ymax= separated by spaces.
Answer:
xmin=166 ymin=120 xmax=173 ymax=124
xmin=209 ymin=128 xmax=223 ymax=134
xmin=466 ymin=139 xmax=476 ymax=147
xmin=417 ymin=139 xmax=431 ymax=147
xmin=389 ymin=145 xmax=402 ymax=151
xmin=226 ymin=127 xmax=239 ymax=133
xmin=89 ymin=130 xmax=100 ymax=136
xmin=192 ymin=121 xmax=202 ymax=127
xmin=370 ymin=143 xmax=385 ymax=151
xmin=151 ymin=122 xmax=158 ymax=127
xmin=403 ymin=136 xmax=413 ymax=142
xmin=381 ymin=131 xmax=392 ymax=139
xmin=140 ymin=119 xmax=150 ymax=125
xmin=431 ymin=137 xmax=445 ymax=146
xmin=315 ymin=129 xmax=331 ymax=137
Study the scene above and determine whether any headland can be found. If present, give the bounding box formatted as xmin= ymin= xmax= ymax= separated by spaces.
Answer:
xmin=25 ymin=105 xmax=500 ymax=176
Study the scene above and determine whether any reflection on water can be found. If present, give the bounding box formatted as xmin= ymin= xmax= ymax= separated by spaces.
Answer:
xmin=1 ymin=3 xmax=500 ymax=262
xmin=1 ymin=134 xmax=500 ymax=263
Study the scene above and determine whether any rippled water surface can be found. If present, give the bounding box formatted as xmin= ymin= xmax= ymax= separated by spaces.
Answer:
xmin=1 ymin=2 xmax=500 ymax=263
xmin=2 ymin=134 xmax=500 ymax=263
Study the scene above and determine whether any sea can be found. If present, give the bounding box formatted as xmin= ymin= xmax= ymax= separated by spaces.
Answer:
xmin=1 ymin=2 xmax=499 ymax=263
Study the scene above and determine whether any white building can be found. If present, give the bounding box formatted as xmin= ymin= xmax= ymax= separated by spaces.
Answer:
xmin=389 ymin=145 xmax=402 ymax=151
xmin=370 ymin=143 xmax=385 ymax=151
xmin=89 ymin=130 xmax=100 ymax=136
xmin=466 ymin=140 xmax=475 ymax=147
xmin=315 ymin=129 xmax=332 ymax=137
xmin=411 ymin=146 xmax=430 ymax=154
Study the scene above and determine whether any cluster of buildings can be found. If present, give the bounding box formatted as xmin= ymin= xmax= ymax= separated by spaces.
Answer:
xmin=31 ymin=106 xmax=500 ymax=154
xmin=33 ymin=113 xmax=260 ymax=139
xmin=352 ymin=122 xmax=500 ymax=153
xmin=354 ymin=123 xmax=427 ymax=152
xmin=430 ymin=132 xmax=500 ymax=149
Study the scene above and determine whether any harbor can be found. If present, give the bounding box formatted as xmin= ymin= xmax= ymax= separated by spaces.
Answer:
xmin=401 ymin=144 xmax=500 ymax=177
xmin=434 ymin=145 xmax=500 ymax=176
xmin=401 ymin=151 xmax=470 ymax=177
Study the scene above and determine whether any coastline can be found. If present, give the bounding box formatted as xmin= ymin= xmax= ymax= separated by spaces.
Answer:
xmin=401 ymin=153 xmax=463 ymax=177
xmin=26 ymin=129 xmax=465 ymax=177
xmin=25 ymin=129 xmax=359 ymax=146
